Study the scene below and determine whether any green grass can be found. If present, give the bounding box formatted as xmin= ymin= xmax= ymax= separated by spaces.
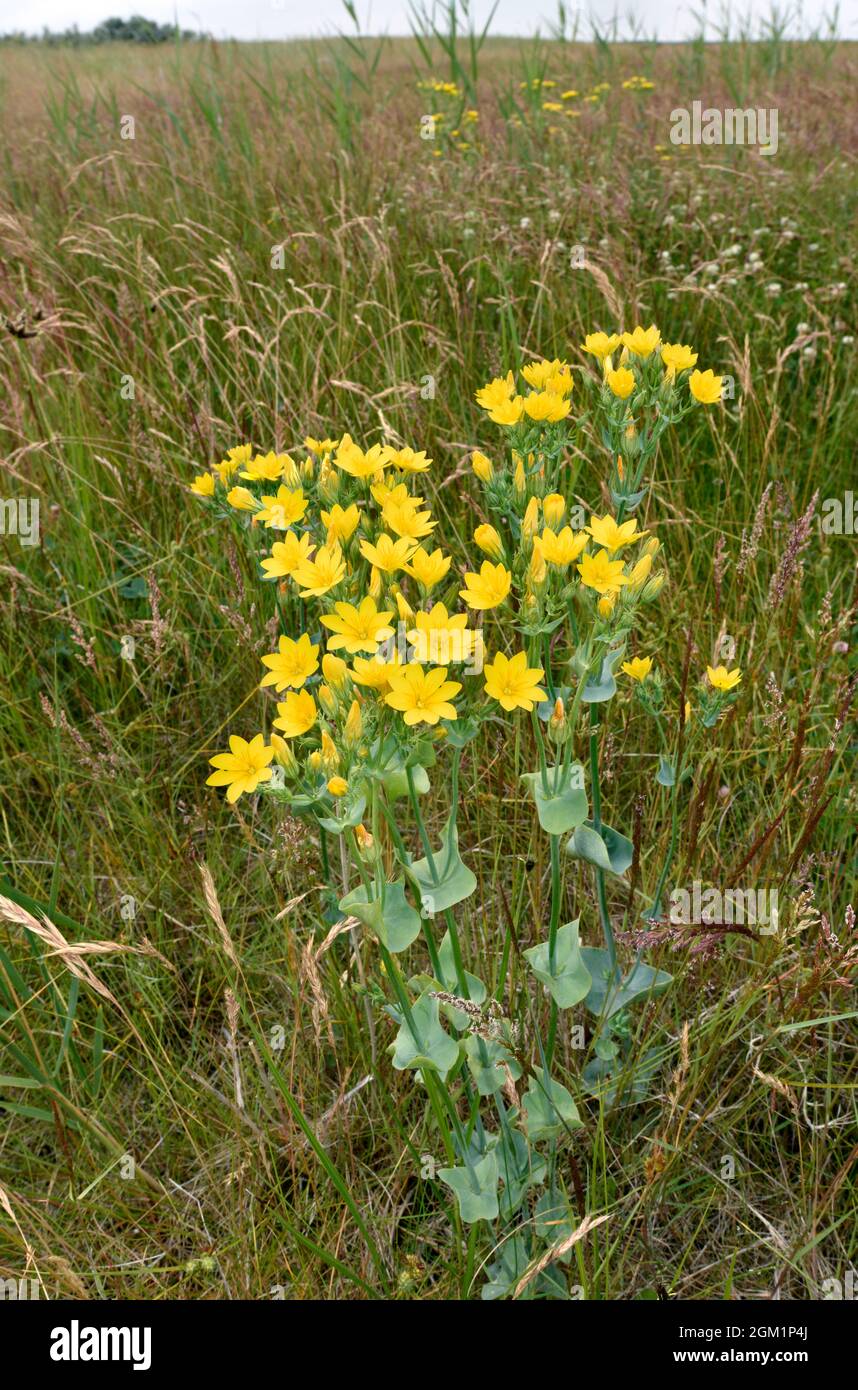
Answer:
xmin=0 ymin=26 xmax=855 ymax=1300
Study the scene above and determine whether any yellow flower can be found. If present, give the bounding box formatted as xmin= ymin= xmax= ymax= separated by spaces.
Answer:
xmin=474 ymin=523 xmax=504 ymax=560
xmin=706 ymin=664 xmax=742 ymax=692
xmin=620 ymin=324 xmax=661 ymax=357
xmin=488 ymin=395 xmax=525 ymax=426
xmin=261 ymin=531 xmax=315 ymax=579
xmin=387 ymin=447 xmax=432 ymax=473
xmin=384 ymin=664 xmax=461 ymax=726
xmin=621 ymin=656 xmax=653 ymax=681
xmin=585 ymin=513 xmax=648 ymax=553
xmin=546 ymin=368 xmax=574 ymax=397
xmin=206 ymin=734 xmax=274 ymax=803
xmin=523 ymin=391 xmax=571 ymax=423
xmin=190 ymin=472 xmax=215 ymax=496
xmin=521 ymin=358 xmax=567 ymax=390
xmin=540 ymin=526 xmax=588 ymax=567
xmin=471 ymin=451 xmax=494 ymax=482
xmin=661 ymin=342 xmax=698 ymax=375
xmin=327 ymin=775 xmax=349 ymax=797
xmin=581 ymin=331 xmax=622 ymax=361
xmin=606 ymin=367 xmax=636 ymax=400
xmin=273 ymin=690 xmax=317 ymax=739
xmin=226 ymin=486 xmax=259 ymax=512
xmin=322 ymin=652 xmax=349 ymax=689
xmin=405 ymin=546 xmax=451 ymax=590
xmin=321 ymin=596 xmax=395 ymax=654
xmin=543 ymin=493 xmax=566 ymax=528
xmin=359 ymin=532 xmax=417 ymax=574
xmin=292 ymin=541 xmax=347 ymax=597
xmin=214 ymin=444 xmax=252 ymax=482
xmin=689 ymin=369 xmax=723 ymax=404
xmin=240 ymin=451 xmax=291 ymax=483
xmin=484 ymin=651 xmax=547 ymax=713
xmin=321 ymin=503 xmax=360 ymax=542
xmin=304 ymin=436 xmax=340 ymax=457
xmin=334 ymin=434 xmax=391 ymax=479
xmin=459 ymin=560 xmax=512 ymax=610
xmin=382 ymin=499 xmax=437 ymax=542
xmin=577 ymin=549 xmax=629 ymax=595
xmin=351 ymin=651 xmax=402 ymax=691
xmin=475 ymin=372 xmax=515 ymax=411
xmin=408 ymin=604 xmax=472 ymax=665
xmin=260 ymin=633 xmax=319 ymax=691
xmin=255 ymin=486 xmax=307 ymax=530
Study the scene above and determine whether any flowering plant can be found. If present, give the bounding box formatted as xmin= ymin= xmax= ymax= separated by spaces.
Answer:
xmin=192 ymin=324 xmax=740 ymax=1295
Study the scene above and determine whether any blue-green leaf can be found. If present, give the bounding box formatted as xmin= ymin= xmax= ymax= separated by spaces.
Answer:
xmin=523 ymin=919 xmax=591 ymax=1008
xmin=389 ymin=991 xmax=460 ymax=1078
xmin=438 ymin=1150 xmax=499 ymax=1224
xmin=339 ymin=878 xmax=422 ymax=952
xmin=522 ymin=1067 xmax=582 ymax=1140
xmin=520 ymin=763 xmax=588 ymax=835
xmin=404 ymin=814 xmax=477 ymax=916
xmin=566 ymin=821 xmax=633 ymax=876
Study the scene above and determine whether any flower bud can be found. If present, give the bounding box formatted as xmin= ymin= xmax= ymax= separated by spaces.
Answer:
xmin=598 ymin=595 xmax=615 ymax=619
xmin=368 ymin=566 xmax=382 ymax=601
xmin=300 ymin=456 xmax=314 ymax=482
xmin=318 ymin=683 xmax=338 ymax=718
xmin=393 ymin=587 xmax=414 ymax=621
xmin=322 ymin=653 xmax=349 ymax=690
xmin=308 ymin=750 xmax=323 ymax=774
xmin=344 ymin=699 xmax=363 ymax=746
xmin=641 ymin=571 xmax=666 ymax=602
xmin=548 ymin=696 xmax=568 ymax=743
xmin=471 ymin=450 xmax=493 ymax=482
xmin=627 ymin=553 xmax=653 ymax=591
xmin=543 ymin=493 xmax=565 ymax=528
xmin=513 ymin=456 xmax=526 ymax=495
xmin=270 ymin=734 xmax=298 ymax=775
xmin=355 ymin=823 xmax=374 ymax=852
xmin=522 ymin=496 xmax=541 ymax=543
xmin=642 ymin=537 xmax=660 ymax=558
xmin=320 ymin=729 xmax=339 ymax=770
xmin=281 ymin=456 xmax=301 ymax=488
xmin=474 ymin=523 xmax=504 ymax=561
xmin=327 ymin=775 xmax=348 ymax=797
xmin=528 ymin=538 xmax=547 ymax=587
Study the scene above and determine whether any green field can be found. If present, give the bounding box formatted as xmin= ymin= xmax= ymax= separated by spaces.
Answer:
xmin=0 ymin=18 xmax=855 ymax=1302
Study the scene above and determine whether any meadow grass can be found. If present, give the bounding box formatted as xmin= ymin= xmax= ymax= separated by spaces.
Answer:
xmin=0 ymin=26 xmax=855 ymax=1300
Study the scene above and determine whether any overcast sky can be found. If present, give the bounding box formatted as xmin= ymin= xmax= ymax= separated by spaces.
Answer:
xmin=4 ymin=0 xmax=857 ymax=42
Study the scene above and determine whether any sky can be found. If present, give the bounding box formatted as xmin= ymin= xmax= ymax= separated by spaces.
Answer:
xmin=3 ymin=0 xmax=857 ymax=42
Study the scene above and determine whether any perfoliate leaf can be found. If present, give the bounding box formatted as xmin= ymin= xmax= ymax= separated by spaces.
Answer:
xmin=404 ymin=814 xmax=477 ymax=916
xmin=523 ymin=919 xmax=591 ymax=1008
xmin=463 ymin=1034 xmax=521 ymax=1095
xmin=389 ymin=991 xmax=460 ymax=1078
xmin=437 ymin=1150 xmax=499 ymax=1224
xmin=566 ymin=820 xmax=634 ymax=876
xmin=520 ymin=763 xmax=588 ymax=835
xmin=522 ymin=1067 xmax=582 ymax=1140
xmin=581 ymin=945 xmax=673 ymax=1019
xmin=339 ymin=878 xmax=422 ymax=952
